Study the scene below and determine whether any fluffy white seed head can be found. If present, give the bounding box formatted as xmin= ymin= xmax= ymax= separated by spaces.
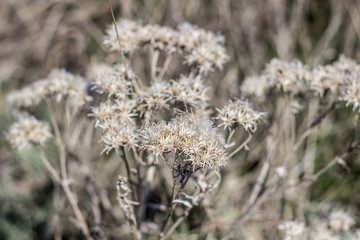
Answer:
xmin=307 ymin=65 xmax=340 ymax=96
xmin=185 ymin=43 xmax=228 ymax=75
xmin=138 ymin=24 xmax=178 ymax=53
xmin=102 ymin=19 xmax=228 ymax=73
xmin=7 ymin=117 xmax=52 ymax=149
xmin=92 ymin=64 xmax=136 ymax=99
xmin=329 ymin=210 xmax=355 ymax=232
xmin=264 ymin=58 xmax=307 ymax=94
xmin=333 ymin=55 xmax=359 ymax=73
xmin=310 ymin=222 xmax=339 ymax=240
xmin=217 ymin=99 xmax=264 ymax=132
xmin=135 ymin=80 xmax=171 ymax=118
xmin=91 ymin=99 xmax=137 ymax=128
xmin=7 ymin=69 xmax=92 ymax=110
xmin=47 ymin=69 xmax=92 ymax=106
xmin=140 ymin=115 xmax=227 ymax=169
xmin=178 ymin=22 xmax=225 ymax=51
xmin=100 ymin=123 xmax=138 ymax=154
xmin=169 ymin=75 xmax=209 ymax=109
xmin=339 ymin=72 xmax=360 ymax=111
xmin=103 ymin=19 xmax=142 ymax=54
xmin=278 ymin=221 xmax=305 ymax=240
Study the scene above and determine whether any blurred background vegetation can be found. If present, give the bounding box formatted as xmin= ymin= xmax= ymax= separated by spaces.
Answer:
xmin=1 ymin=0 xmax=360 ymax=239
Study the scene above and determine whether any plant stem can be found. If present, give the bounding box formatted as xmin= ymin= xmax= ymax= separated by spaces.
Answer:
xmin=158 ymin=54 xmax=173 ymax=80
xmin=150 ymin=47 xmax=159 ymax=81
xmin=36 ymin=146 xmax=93 ymax=239
xmin=160 ymin=171 xmax=193 ymax=237
xmin=228 ymin=133 xmax=252 ymax=158
xmin=120 ymin=146 xmax=137 ymax=201
xmin=160 ymin=208 xmax=190 ymax=240
xmin=226 ymin=129 xmax=235 ymax=145
xmin=137 ymin=165 xmax=155 ymax=229
xmin=46 ymin=99 xmax=67 ymax=181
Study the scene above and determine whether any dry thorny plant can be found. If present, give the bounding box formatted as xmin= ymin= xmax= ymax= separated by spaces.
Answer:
xmin=5 ymin=10 xmax=360 ymax=240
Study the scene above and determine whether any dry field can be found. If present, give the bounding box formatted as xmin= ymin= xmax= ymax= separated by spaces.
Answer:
xmin=1 ymin=0 xmax=360 ymax=239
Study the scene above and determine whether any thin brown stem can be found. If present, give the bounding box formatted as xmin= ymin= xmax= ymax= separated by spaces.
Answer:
xmin=37 ymin=146 xmax=61 ymax=183
xmin=281 ymin=101 xmax=338 ymax=166
xmin=228 ymin=133 xmax=253 ymax=158
xmin=160 ymin=181 xmax=176 ymax=233
xmin=46 ymin=100 xmax=68 ymax=181
xmin=158 ymin=54 xmax=173 ymax=80
xmin=160 ymin=208 xmax=190 ymax=240
xmin=106 ymin=0 xmax=126 ymax=62
xmin=62 ymin=183 xmax=93 ymax=239
xmin=137 ymin=165 xmax=155 ymax=229
xmin=160 ymin=171 xmax=193 ymax=237
xmin=243 ymin=134 xmax=274 ymax=211
xmin=226 ymin=129 xmax=236 ymax=145
xmin=120 ymin=146 xmax=137 ymax=201
xmin=36 ymin=146 xmax=92 ymax=239
xmin=150 ymin=47 xmax=159 ymax=81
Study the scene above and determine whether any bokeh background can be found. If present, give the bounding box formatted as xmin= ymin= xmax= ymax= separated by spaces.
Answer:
xmin=1 ymin=0 xmax=360 ymax=239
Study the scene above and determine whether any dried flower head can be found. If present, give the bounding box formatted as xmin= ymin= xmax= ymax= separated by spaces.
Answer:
xmin=185 ymin=43 xmax=228 ymax=75
xmin=6 ymin=82 xmax=45 ymax=109
xmin=91 ymin=98 xmax=138 ymax=153
xmin=46 ymin=69 xmax=92 ymax=106
xmin=140 ymin=115 xmax=227 ymax=169
xmin=100 ymin=123 xmax=138 ymax=154
xmin=92 ymin=64 xmax=136 ymax=99
xmin=329 ymin=210 xmax=355 ymax=232
xmin=306 ymin=56 xmax=359 ymax=97
xmin=90 ymin=99 xmax=137 ymax=127
xmin=135 ymin=80 xmax=171 ymax=118
xmin=177 ymin=22 xmax=225 ymax=51
xmin=7 ymin=69 xmax=92 ymax=110
xmin=7 ymin=117 xmax=52 ymax=149
xmin=103 ymin=19 xmax=228 ymax=73
xmin=307 ymin=65 xmax=339 ymax=96
xmin=310 ymin=222 xmax=339 ymax=240
xmin=278 ymin=221 xmax=305 ymax=240
xmin=103 ymin=19 xmax=142 ymax=54
xmin=217 ymin=99 xmax=264 ymax=132
xmin=139 ymin=24 xmax=178 ymax=52
xmin=333 ymin=55 xmax=359 ymax=73
xmin=177 ymin=22 xmax=205 ymax=50
xmin=169 ymin=75 xmax=209 ymax=109
xmin=339 ymin=72 xmax=360 ymax=111
xmin=264 ymin=58 xmax=307 ymax=94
